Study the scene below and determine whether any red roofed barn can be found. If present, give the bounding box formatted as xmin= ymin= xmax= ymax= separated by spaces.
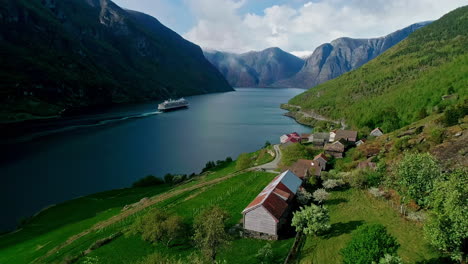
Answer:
xmin=242 ymin=170 xmax=302 ymax=239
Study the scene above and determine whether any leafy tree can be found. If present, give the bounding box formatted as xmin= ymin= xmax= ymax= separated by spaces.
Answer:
xmin=425 ymin=169 xmax=468 ymax=263
xmin=396 ymin=153 xmax=441 ymax=207
xmin=164 ymin=173 xmax=174 ymax=184
xmin=256 ymin=243 xmax=274 ymax=264
xmin=341 ymin=224 xmax=399 ymax=264
xmin=323 ymin=179 xmax=345 ymax=190
xmin=291 ymin=204 xmax=330 ymax=236
xmin=312 ymin=189 xmax=330 ymax=204
xmin=264 ymin=141 xmax=272 ymax=148
xmin=193 ymin=206 xmax=230 ymax=262
xmin=129 ymin=209 xmax=184 ymax=247
xmin=297 ymin=188 xmax=313 ymax=205
xmin=132 ymin=175 xmax=164 ymax=188
xmin=235 ymin=153 xmax=251 ymax=171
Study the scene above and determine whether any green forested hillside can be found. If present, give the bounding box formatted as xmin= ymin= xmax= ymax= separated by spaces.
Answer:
xmin=289 ymin=6 xmax=468 ymax=132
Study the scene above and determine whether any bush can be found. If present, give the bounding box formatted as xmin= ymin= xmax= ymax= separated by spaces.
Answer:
xmin=312 ymin=189 xmax=330 ymax=204
xmin=378 ymin=254 xmax=403 ymax=264
xmin=341 ymin=224 xmax=399 ymax=264
xmin=297 ymin=188 xmax=313 ymax=205
xmin=292 ymin=204 xmax=330 ymax=236
xmin=132 ymin=175 xmax=164 ymax=188
xmin=322 ymin=179 xmax=345 ymax=190
xmin=172 ymin=175 xmax=187 ymax=185
xmin=164 ymin=173 xmax=174 ymax=184
xmin=129 ymin=209 xmax=185 ymax=247
xmin=429 ymin=127 xmax=444 ymax=144
xmin=256 ymin=243 xmax=274 ymax=264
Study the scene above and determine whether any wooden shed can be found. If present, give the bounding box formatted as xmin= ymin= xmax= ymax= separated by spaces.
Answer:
xmin=242 ymin=170 xmax=302 ymax=239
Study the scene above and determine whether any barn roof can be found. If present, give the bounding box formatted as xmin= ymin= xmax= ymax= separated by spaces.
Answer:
xmin=314 ymin=153 xmax=328 ymax=161
xmin=324 ymin=141 xmax=345 ymax=152
xmin=242 ymin=170 xmax=302 ymax=220
xmin=335 ymin=130 xmax=358 ymax=141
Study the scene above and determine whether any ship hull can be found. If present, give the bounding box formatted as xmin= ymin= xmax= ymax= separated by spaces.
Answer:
xmin=158 ymin=104 xmax=189 ymax=112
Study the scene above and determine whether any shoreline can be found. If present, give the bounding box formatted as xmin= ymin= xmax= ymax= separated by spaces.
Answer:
xmin=281 ymin=103 xmax=346 ymax=130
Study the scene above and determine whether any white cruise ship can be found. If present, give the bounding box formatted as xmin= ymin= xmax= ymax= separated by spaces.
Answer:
xmin=157 ymin=98 xmax=189 ymax=111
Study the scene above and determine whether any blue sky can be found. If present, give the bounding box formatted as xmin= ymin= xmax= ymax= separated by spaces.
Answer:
xmin=113 ymin=0 xmax=466 ymax=56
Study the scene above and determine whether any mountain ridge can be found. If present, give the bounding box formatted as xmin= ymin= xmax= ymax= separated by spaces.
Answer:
xmin=0 ymin=0 xmax=233 ymax=122
xmin=273 ymin=21 xmax=432 ymax=88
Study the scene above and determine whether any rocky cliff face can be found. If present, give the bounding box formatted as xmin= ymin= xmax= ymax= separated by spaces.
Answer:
xmin=0 ymin=0 xmax=232 ymax=121
xmin=273 ymin=22 xmax=431 ymax=88
xmin=204 ymin=47 xmax=304 ymax=87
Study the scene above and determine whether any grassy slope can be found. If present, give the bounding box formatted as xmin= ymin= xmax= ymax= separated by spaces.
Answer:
xmin=298 ymin=189 xmax=439 ymax=264
xmin=289 ymin=6 xmax=468 ymax=132
xmin=0 ymin=150 xmax=285 ymax=264
xmin=80 ymin=171 xmax=293 ymax=264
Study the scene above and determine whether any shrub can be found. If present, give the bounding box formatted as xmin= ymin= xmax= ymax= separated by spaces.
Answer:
xmin=341 ymin=224 xmax=399 ymax=264
xmin=129 ymin=209 xmax=184 ymax=247
xmin=172 ymin=175 xmax=186 ymax=185
xmin=256 ymin=243 xmax=274 ymax=264
xmin=377 ymin=254 xmax=403 ymax=264
xmin=292 ymin=204 xmax=330 ymax=236
xmin=322 ymin=179 xmax=345 ymax=190
xmin=429 ymin=127 xmax=444 ymax=144
xmin=297 ymin=188 xmax=313 ymax=205
xmin=312 ymin=189 xmax=330 ymax=204
xmin=308 ymin=175 xmax=319 ymax=188
xmin=393 ymin=136 xmax=411 ymax=151
xmin=396 ymin=152 xmax=441 ymax=207
xmin=132 ymin=175 xmax=164 ymax=188
xmin=164 ymin=173 xmax=174 ymax=184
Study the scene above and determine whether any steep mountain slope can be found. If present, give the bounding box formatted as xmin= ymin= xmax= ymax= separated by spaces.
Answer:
xmin=0 ymin=0 xmax=232 ymax=121
xmin=204 ymin=47 xmax=304 ymax=87
xmin=275 ymin=22 xmax=431 ymax=88
xmin=288 ymin=6 xmax=468 ymax=132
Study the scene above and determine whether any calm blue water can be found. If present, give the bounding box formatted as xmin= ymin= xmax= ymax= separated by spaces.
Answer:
xmin=0 ymin=88 xmax=309 ymax=230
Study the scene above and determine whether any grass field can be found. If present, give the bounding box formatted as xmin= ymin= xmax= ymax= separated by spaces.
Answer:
xmin=297 ymin=188 xmax=440 ymax=264
xmin=79 ymin=171 xmax=294 ymax=264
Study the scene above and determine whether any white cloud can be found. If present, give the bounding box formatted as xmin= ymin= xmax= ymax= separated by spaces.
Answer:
xmin=183 ymin=0 xmax=467 ymax=53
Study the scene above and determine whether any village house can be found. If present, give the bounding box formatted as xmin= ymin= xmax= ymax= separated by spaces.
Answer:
xmin=280 ymin=132 xmax=301 ymax=144
xmin=290 ymin=159 xmax=321 ymax=179
xmin=370 ymin=128 xmax=384 ymax=137
xmin=242 ymin=170 xmax=302 ymax=240
xmin=301 ymin=133 xmax=311 ymax=143
xmin=356 ymin=138 xmax=367 ymax=146
xmin=324 ymin=141 xmax=345 ymax=158
xmin=309 ymin=132 xmax=330 ymax=146
xmin=329 ymin=130 xmax=358 ymax=143
xmin=313 ymin=153 xmax=328 ymax=171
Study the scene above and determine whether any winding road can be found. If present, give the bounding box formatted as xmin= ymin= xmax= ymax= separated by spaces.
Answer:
xmin=251 ymin=144 xmax=282 ymax=172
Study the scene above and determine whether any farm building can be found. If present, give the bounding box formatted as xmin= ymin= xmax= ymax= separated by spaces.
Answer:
xmin=309 ymin=132 xmax=330 ymax=146
xmin=290 ymin=159 xmax=321 ymax=179
xmin=280 ymin=132 xmax=301 ymax=144
xmin=329 ymin=130 xmax=358 ymax=143
xmin=370 ymin=128 xmax=384 ymax=137
xmin=356 ymin=139 xmax=367 ymax=146
xmin=313 ymin=153 xmax=328 ymax=171
xmin=242 ymin=170 xmax=302 ymax=240
xmin=301 ymin=133 xmax=311 ymax=143
xmin=324 ymin=141 xmax=345 ymax=158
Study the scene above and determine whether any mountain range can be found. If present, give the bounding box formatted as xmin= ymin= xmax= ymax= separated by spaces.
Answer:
xmin=205 ymin=22 xmax=431 ymax=89
xmin=288 ymin=6 xmax=467 ymax=132
xmin=0 ymin=0 xmax=232 ymax=121
xmin=203 ymin=47 xmax=304 ymax=87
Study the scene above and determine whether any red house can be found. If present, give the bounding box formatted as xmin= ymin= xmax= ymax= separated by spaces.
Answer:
xmin=280 ymin=132 xmax=301 ymax=144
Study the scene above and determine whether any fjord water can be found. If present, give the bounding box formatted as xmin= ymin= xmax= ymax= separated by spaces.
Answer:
xmin=0 ymin=88 xmax=309 ymax=231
